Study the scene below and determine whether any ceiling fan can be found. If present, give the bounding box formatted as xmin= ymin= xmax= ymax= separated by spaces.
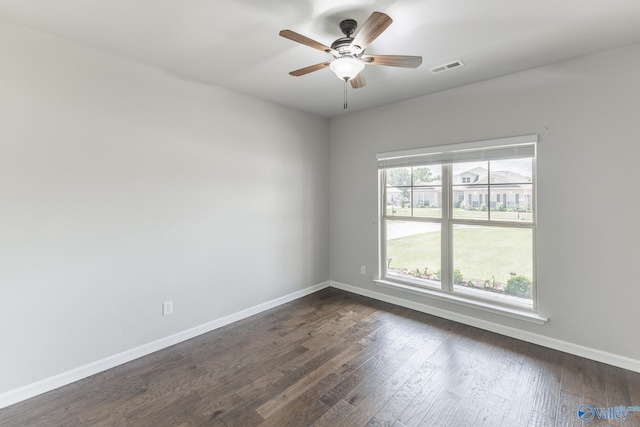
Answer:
xmin=279 ymin=11 xmax=422 ymax=93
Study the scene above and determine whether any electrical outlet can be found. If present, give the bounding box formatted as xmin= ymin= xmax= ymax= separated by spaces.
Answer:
xmin=361 ymin=265 xmax=366 ymax=275
xmin=162 ymin=301 xmax=173 ymax=316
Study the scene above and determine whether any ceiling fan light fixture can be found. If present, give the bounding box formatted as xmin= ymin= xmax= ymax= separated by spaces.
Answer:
xmin=329 ymin=57 xmax=365 ymax=81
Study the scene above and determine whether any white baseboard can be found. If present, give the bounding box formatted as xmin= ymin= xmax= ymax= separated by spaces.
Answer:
xmin=0 ymin=281 xmax=330 ymax=410
xmin=330 ymin=280 xmax=640 ymax=373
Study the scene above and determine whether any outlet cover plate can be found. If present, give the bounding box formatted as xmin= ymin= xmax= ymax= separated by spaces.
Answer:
xmin=162 ymin=301 xmax=173 ymax=316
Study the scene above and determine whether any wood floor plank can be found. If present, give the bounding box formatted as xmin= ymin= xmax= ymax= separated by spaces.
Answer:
xmin=173 ymin=391 xmax=244 ymax=426
xmin=531 ymin=359 xmax=562 ymax=421
xmin=627 ymin=370 xmax=640 ymax=414
xmin=205 ymin=345 xmax=309 ymax=397
xmin=415 ymin=390 xmax=460 ymax=426
xmin=0 ymin=371 xmax=111 ymax=426
xmin=604 ymin=364 xmax=632 ymax=407
xmin=500 ymin=418 xmax=525 ymax=427
xmin=219 ymin=340 xmax=353 ymax=423
xmin=503 ymin=366 xmax=541 ymax=424
xmin=397 ymin=367 xmax=448 ymax=426
xmin=527 ymin=410 xmax=556 ymax=427
xmin=365 ymin=361 xmax=439 ymax=426
xmin=234 ymin=368 xmax=286 ymax=401
xmin=258 ymin=397 xmax=330 ymax=427
xmin=582 ymin=358 xmax=608 ymax=408
xmin=1 ymin=288 xmax=639 ymax=427
xmin=555 ymin=390 xmax=582 ymax=427
xmin=337 ymin=341 xmax=438 ymax=427
xmin=340 ymin=334 xmax=419 ymax=408
xmin=313 ymin=399 xmax=356 ymax=427
xmin=445 ymin=373 xmax=494 ymax=426
xmin=560 ymin=353 xmax=584 ymax=396
xmin=473 ymin=392 xmax=508 ymax=427
xmin=256 ymin=341 xmax=366 ymax=418
xmin=126 ymin=391 xmax=201 ymax=426
xmin=319 ymin=323 xmax=411 ymax=408
xmin=491 ymin=344 xmax=525 ymax=400
xmin=442 ymin=351 xmax=478 ymax=398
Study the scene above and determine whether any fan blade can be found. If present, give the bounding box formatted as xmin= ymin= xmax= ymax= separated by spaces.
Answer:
xmin=350 ymin=12 xmax=393 ymax=52
xmin=289 ymin=61 xmax=331 ymax=76
xmin=350 ymin=73 xmax=366 ymax=89
xmin=361 ymin=55 xmax=422 ymax=68
xmin=279 ymin=30 xmax=338 ymax=56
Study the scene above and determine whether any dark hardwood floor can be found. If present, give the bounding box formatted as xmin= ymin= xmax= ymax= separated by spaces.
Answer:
xmin=2 ymin=288 xmax=639 ymax=426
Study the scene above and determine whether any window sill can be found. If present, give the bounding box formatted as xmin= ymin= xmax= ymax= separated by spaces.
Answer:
xmin=373 ymin=279 xmax=547 ymax=325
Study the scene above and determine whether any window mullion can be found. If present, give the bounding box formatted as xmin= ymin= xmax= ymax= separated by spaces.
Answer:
xmin=441 ymin=164 xmax=452 ymax=291
xmin=487 ymin=161 xmax=491 ymax=221
xmin=410 ymin=167 xmax=414 ymax=217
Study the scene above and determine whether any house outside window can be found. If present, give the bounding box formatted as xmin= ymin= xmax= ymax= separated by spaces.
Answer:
xmin=377 ymin=135 xmax=537 ymax=312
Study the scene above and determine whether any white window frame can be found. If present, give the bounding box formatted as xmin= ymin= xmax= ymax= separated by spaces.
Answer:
xmin=376 ymin=135 xmax=546 ymax=324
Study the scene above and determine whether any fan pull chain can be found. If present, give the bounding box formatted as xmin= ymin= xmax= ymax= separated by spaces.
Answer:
xmin=343 ymin=79 xmax=348 ymax=109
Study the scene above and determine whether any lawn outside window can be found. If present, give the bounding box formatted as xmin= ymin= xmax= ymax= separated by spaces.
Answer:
xmin=377 ymin=135 xmax=538 ymax=313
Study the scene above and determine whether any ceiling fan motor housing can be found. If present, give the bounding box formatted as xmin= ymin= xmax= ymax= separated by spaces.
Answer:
xmin=331 ymin=37 xmax=354 ymax=53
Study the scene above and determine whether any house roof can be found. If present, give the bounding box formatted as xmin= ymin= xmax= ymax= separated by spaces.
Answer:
xmin=414 ymin=180 xmax=442 ymax=186
xmin=453 ymin=167 xmax=530 ymax=186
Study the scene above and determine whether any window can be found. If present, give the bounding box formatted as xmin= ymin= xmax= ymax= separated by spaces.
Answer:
xmin=378 ymin=135 xmax=537 ymax=311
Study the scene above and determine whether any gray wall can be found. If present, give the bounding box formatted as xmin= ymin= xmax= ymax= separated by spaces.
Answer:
xmin=0 ymin=21 xmax=329 ymax=394
xmin=330 ymin=43 xmax=640 ymax=363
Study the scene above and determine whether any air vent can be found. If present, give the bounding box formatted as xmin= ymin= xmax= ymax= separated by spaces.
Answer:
xmin=429 ymin=60 xmax=464 ymax=74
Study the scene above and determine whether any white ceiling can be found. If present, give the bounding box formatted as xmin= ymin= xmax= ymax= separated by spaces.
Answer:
xmin=1 ymin=0 xmax=639 ymax=118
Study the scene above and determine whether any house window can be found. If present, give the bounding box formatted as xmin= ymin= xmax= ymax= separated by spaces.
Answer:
xmin=378 ymin=135 xmax=537 ymax=311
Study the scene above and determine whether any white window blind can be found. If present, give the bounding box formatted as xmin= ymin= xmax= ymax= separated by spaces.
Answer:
xmin=377 ymin=134 xmax=537 ymax=169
